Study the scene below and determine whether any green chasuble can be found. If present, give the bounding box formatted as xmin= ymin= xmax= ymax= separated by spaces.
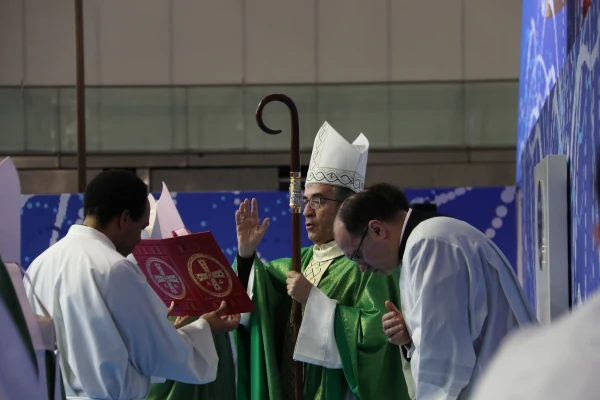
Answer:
xmin=234 ymin=244 xmax=412 ymax=400
xmin=145 ymin=320 xmax=237 ymax=400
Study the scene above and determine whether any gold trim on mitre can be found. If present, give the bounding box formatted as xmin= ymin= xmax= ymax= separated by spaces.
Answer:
xmin=306 ymin=122 xmax=369 ymax=193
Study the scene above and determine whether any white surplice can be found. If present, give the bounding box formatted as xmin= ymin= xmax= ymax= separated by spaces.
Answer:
xmin=1 ymin=262 xmax=57 ymax=400
xmin=1 ymin=156 xmax=63 ymax=399
xmin=399 ymin=215 xmax=536 ymax=400
xmin=0 ymin=294 xmax=40 ymax=400
xmin=24 ymin=224 xmax=219 ymax=400
xmin=471 ymin=290 xmax=600 ymax=400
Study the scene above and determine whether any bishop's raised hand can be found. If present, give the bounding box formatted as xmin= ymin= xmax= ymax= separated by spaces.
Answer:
xmin=236 ymin=198 xmax=270 ymax=258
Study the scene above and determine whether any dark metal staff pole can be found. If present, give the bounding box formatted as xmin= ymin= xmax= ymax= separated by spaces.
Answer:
xmin=74 ymin=0 xmax=86 ymax=192
xmin=256 ymin=94 xmax=303 ymax=400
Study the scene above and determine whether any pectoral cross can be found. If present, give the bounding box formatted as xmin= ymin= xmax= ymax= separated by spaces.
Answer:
xmin=194 ymin=259 xmax=226 ymax=291
xmin=153 ymin=263 xmax=179 ymax=294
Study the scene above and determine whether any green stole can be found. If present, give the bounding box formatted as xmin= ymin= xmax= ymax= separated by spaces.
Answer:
xmin=145 ymin=321 xmax=236 ymax=400
xmin=234 ymin=245 xmax=412 ymax=400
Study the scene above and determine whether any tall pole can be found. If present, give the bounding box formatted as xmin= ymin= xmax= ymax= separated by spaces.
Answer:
xmin=74 ymin=0 xmax=86 ymax=192
xmin=256 ymin=94 xmax=303 ymax=400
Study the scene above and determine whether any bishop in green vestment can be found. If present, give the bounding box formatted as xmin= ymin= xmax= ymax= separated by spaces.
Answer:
xmin=232 ymin=122 xmax=413 ymax=399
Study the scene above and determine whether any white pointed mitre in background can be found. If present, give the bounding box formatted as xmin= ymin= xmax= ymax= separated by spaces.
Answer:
xmin=141 ymin=183 xmax=189 ymax=241
xmin=144 ymin=194 xmax=157 ymax=238
xmin=305 ymin=121 xmax=369 ymax=193
xmin=154 ymin=182 xmax=187 ymax=238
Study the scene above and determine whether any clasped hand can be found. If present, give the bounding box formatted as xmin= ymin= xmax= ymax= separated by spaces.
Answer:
xmin=382 ymin=300 xmax=412 ymax=346
xmin=286 ymin=271 xmax=313 ymax=304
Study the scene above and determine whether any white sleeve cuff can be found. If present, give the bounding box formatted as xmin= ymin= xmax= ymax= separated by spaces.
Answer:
xmin=179 ymin=318 xmax=215 ymax=344
xmin=293 ymin=286 xmax=342 ymax=369
xmin=176 ymin=318 xmax=219 ymax=384
xmin=240 ymin=262 xmax=255 ymax=327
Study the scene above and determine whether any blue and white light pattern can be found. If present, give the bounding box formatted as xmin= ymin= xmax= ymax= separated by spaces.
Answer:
xmin=520 ymin=0 xmax=600 ymax=309
xmin=516 ymin=0 xmax=568 ymax=186
xmin=21 ymin=187 xmax=517 ymax=272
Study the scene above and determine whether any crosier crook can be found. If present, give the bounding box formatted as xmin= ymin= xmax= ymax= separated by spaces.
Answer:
xmin=255 ymin=94 xmax=303 ymax=400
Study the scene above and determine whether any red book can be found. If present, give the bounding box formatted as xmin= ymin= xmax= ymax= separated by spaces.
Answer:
xmin=132 ymin=231 xmax=255 ymax=316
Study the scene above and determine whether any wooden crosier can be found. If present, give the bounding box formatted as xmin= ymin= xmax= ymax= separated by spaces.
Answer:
xmin=255 ymin=94 xmax=303 ymax=400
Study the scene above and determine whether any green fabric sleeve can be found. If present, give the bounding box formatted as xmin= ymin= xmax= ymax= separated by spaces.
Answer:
xmin=333 ymin=268 xmax=411 ymax=399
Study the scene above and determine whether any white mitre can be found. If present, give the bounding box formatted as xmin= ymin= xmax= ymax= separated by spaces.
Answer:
xmin=305 ymin=121 xmax=369 ymax=193
xmin=143 ymin=182 xmax=187 ymax=239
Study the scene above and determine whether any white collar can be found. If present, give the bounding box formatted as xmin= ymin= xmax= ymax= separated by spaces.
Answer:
xmin=313 ymin=240 xmax=345 ymax=262
xmin=67 ymin=224 xmax=117 ymax=251
xmin=399 ymin=208 xmax=413 ymax=246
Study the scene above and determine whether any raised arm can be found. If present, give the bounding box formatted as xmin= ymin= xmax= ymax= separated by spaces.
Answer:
xmin=234 ymin=197 xmax=269 ymax=289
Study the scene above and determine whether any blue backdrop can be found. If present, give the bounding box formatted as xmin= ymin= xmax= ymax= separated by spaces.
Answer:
xmin=21 ymin=186 xmax=517 ymax=270
xmin=520 ymin=0 xmax=600 ymax=309
xmin=516 ymin=0 xmax=591 ymax=186
xmin=516 ymin=0 xmax=569 ymax=186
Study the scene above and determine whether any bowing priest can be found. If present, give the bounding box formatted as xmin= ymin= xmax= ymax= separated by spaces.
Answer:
xmin=135 ymin=185 xmax=237 ymax=400
xmin=24 ymin=169 xmax=240 ymax=400
xmin=470 ymin=149 xmax=600 ymax=400
xmin=233 ymin=122 xmax=413 ymax=400
xmin=333 ymin=183 xmax=537 ymax=400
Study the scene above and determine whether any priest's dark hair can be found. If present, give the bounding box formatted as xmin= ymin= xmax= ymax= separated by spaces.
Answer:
xmin=337 ymin=182 xmax=408 ymax=237
xmin=365 ymin=183 xmax=410 ymax=211
xmin=84 ymin=169 xmax=148 ymax=227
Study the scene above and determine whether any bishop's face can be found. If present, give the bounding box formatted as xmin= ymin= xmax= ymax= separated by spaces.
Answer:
xmin=303 ymin=184 xmax=342 ymax=245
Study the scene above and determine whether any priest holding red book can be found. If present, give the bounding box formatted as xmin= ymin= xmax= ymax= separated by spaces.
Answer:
xmin=23 ymin=169 xmax=240 ymax=400
xmin=139 ymin=184 xmax=242 ymax=400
